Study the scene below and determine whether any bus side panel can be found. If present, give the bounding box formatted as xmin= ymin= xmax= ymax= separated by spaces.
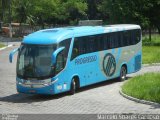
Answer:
xmin=126 ymin=41 xmax=142 ymax=74
xmin=98 ymin=49 xmax=120 ymax=81
xmin=69 ymin=52 xmax=105 ymax=87
xmin=53 ymin=41 xmax=142 ymax=93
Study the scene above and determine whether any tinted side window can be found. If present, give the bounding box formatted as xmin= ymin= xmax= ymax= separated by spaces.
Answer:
xmin=123 ymin=31 xmax=130 ymax=46
xmin=87 ymin=36 xmax=96 ymax=53
xmin=135 ymin=29 xmax=141 ymax=43
xmin=55 ymin=51 xmax=64 ymax=74
xmin=100 ymin=33 xmax=110 ymax=50
xmin=71 ymin=35 xmax=98 ymax=60
xmin=112 ymin=32 xmax=119 ymax=48
xmin=95 ymin=35 xmax=102 ymax=51
xmin=71 ymin=37 xmax=85 ymax=60
xmin=59 ymin=39 xmax=71 ymax=66
xmin=118 ymin=31 xmax=123 ymax=47
xmin=59 ymin=39 xmax=71 ymax=58
xmin=122 ymin=29 xmax=141 ymax=46
xmin=71 ymin=29 xmax=141 ymax=60
xmin=130 ymin=30 xmax=135 ymax=45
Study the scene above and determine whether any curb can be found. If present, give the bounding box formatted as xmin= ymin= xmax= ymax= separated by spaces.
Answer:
xmin=0 ymin=44 xmax=13 ymax=51
xmin=143 ymin=63 xmax=160 ymax=67
xmin=119 ymin=90 xmax=160 ymax=107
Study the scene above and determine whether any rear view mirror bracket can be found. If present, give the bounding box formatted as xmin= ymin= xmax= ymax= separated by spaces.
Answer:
xmin=9 ymin=48 xmax=19 ymax=63
xmin=52 ymin=47 xmax=65 ymax=65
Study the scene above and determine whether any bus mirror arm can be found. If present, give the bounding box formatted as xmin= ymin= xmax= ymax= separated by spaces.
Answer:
xmin=9 ymin=48 xmax=19 ymax=63
xmin=51 ymin=47 xmax=65 ymax=65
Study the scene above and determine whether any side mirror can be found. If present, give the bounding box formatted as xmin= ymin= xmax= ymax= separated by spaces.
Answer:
xmin=52 ymin=47 xmax=65 ymax=65
xmin=9 ymin=48 xmax=19 ymax=63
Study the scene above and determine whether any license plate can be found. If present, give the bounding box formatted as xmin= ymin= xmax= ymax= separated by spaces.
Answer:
xmin=29 ymin=90 xmax=36 ymax=93
xmin=29 ymin=80 xmax=43 ymax=84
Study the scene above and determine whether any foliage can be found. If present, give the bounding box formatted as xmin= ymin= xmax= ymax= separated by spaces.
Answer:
xmin=143 ymin=34 xmax=160 ymax=46
xmin=0 ymin=43 xmax=5 ymax=48
xmin=0 ymin=0 xmax=10 ymax=22
xmin=142 ymin=34 xmax=160 ymax=64
xmin=99 ymin=0 xmax=160 ymax=33
xmin=86 ymin=0 xmax=103 ymax=20
xmin=11 ymin=0 xmax=87 ymax=26
xmin=12 ymin=0 xmax=34 ymax=24
xmin=63 ymin=0 xmax=87 ymax=25
xmin=0 ymin=0 xmax=159 ymax=33
xmin=122 ymin=73 xmax=160 ymax=103
xmin=143 ymin=46 xmax=160 ymax=64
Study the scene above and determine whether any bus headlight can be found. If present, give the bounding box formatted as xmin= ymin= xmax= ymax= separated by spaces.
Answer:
xmin=51 ymin=78 xmax=58 ymax=84
xmin=16 ymin=78 xmax=24 ymax=85
xmin=43 ymin=78 xmax=58 ymax=86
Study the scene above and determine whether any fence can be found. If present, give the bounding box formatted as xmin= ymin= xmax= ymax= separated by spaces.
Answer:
xmin=1 ymin=23 xmax=159 ymax=37
xmin=78 ymin=20 xmax=103 ymax=26
xmin=142 ymin=29 xmax=158 ymax=35
xmin=2 ymin=24 xmax=68 ymax=37
xmin=12 ymin=25 xmax=41 ymax=37
xmin=12 ymin=25 xmax=67 ymax=37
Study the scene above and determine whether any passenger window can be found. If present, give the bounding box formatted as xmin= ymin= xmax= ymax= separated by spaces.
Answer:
xmin=71 ymin=29 xmax=141 ymax=60
xmin=55 ymin=51 xmax=65 ymax=74
xmin=87 ymin=36 xmax=96 ymax=53
xmin=123 ymin=31 xmax=130 ymax=46
xmin=135 ymin=29 xmax=141 ymax=43
xmin=103 ymin=34 xmax=110 ymax=50
xmin=59 ymin=39 xmax=71 ymax=67
xmin=59 ymin=39 xmax=71 ymax=58
xmin=118 ymin=32 xmax=123 ymax=47
xmin=71 ymin=38 xmax=80 ymax=60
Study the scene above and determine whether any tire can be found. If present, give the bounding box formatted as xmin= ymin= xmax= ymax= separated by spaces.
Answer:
xmin=70 ymin=78 xmax=76 ymax=95
xmin=119 ymin=66 xmax=127 ymax=82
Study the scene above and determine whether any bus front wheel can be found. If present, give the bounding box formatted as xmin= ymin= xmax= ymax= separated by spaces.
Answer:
xmin=70 ymin=78 xmax=76 ymax=95
xmin=119 ymin=66 xmax=127 ymax=81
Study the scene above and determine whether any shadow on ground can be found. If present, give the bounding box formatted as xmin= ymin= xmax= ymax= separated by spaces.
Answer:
xmin=0 ymin=77 xmax=160 ymax=109
xmin=0 ymin=78 xmax=122 ymax=103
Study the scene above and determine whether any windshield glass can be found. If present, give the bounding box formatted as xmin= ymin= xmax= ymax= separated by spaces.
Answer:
xmin=17 ymin=44 xmax=57 ymax=80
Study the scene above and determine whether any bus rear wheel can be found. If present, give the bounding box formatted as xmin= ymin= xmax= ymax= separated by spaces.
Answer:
xmin=119 ymin=66 xmax=127 ymax=82
xmin=70 ymin=78 xmax=76 ymax=95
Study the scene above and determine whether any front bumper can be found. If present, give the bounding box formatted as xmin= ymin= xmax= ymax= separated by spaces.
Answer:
xmin=17 ymin=84 xmax=55 ymax=95
xmin=16 ymin=77 xmax=58 ymax=95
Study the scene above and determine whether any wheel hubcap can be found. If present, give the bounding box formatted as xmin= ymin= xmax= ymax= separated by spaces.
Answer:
xmin=73 ymin=81 xmax=76 ymax=90
xmin=121 ymin=68 xmax=126 ymax=80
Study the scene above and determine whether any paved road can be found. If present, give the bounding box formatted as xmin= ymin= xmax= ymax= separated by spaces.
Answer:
xmin=0 ymin=42 xmax=160 ymax=114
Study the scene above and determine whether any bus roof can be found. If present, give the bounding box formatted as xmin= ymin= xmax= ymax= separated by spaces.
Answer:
xmin=23 ymin=24 xmax=140 ymax=45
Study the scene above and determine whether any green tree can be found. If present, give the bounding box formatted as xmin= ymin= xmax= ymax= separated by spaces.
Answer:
xmin=32 ymin=0 xmax=60 ymax=27
xmin=12 ymin=0 xmax=34 ymax=24
xmin=32 ymin=0 xmax=87 ymax=26
xmin=62 ymin=0 xmax=87 ymax=24
xmin=0 ymin=0 xmax=11 ymax=22
xmin=147 ymin=0 xmax=160 ymax=34
xmin=99 ymin=0 xmax=160 ymax=40
xmin=86 ymin=0 xmax=103 ymax=20
xmin=0 ymin=0 xmax=3 ymax=21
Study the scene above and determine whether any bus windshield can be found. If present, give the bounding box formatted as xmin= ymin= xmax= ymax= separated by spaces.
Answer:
xmin=17 ymin=44 xmax=57 ymax=80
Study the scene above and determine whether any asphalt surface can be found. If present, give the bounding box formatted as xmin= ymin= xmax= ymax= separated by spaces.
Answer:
xmin=0 ymin=42 xmax=160 ymax=114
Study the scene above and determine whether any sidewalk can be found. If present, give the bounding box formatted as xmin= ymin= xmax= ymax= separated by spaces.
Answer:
xmin=0 ymin=36 xmax=22 ymax=48
xmin=0 ymin=44 xmax=13 ymax=51
xmin=0 ymin=36 xmax=22 ymax=43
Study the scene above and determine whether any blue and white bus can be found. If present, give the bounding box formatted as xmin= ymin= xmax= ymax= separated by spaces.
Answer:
xmin=9 ymin=24 xmax=142 ymax=95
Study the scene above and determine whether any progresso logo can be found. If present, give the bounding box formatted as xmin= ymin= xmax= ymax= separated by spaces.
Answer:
xmin=75 ymin=55 xmax=97 ymax=65
xmin=103 ymin=53 xmax=116 ymax=77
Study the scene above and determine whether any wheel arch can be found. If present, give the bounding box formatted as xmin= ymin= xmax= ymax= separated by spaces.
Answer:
xmin=120 ymin=63 xmax=128 ymax=74
xmin=71 ymin=74 xmax=80 ymax=89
